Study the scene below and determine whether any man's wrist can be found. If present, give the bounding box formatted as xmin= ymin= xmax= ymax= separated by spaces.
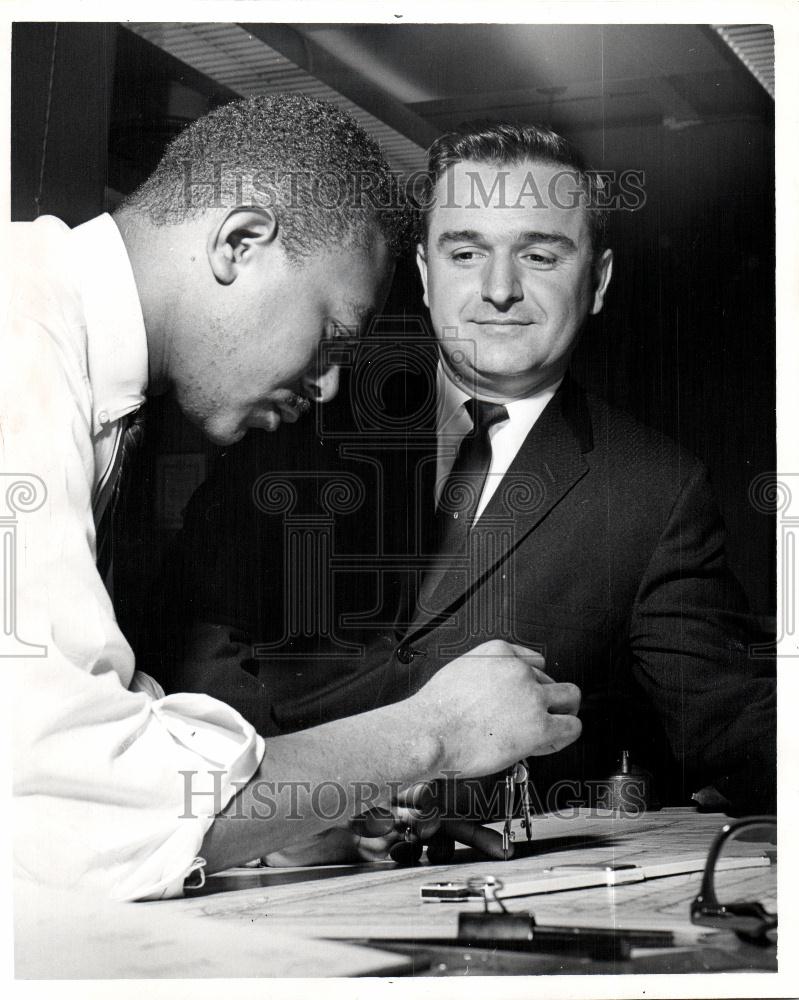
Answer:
xmin=399 ymin=697 xmax=448 ymax=780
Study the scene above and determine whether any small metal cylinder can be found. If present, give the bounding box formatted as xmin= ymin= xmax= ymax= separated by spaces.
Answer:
xmin=606 ymin=750 xmax=652 ymax=814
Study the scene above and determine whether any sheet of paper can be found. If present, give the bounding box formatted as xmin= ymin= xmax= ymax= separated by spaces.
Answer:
xmin=14 ymin=881 xmax=411 ymax=979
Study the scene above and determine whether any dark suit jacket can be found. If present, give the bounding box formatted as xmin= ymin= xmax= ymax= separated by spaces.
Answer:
xmin=161 ymin=366 xmax=775 ymax=813
xmin=379 ymin=374 xmax=775 ymax=811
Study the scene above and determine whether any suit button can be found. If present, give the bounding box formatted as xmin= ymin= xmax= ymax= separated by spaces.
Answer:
xmin=396 ymin=644 xmax=416 ymax=665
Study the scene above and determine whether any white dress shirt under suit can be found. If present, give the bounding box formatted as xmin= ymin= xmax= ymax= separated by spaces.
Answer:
xmin=435 ymin=362 xmax=562 ymax=521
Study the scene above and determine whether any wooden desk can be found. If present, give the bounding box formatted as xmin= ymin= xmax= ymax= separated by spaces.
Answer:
xmin=165 ymin=807 xmax=776 ymax=977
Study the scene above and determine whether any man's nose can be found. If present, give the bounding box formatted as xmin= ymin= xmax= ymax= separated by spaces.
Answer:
xmin=481 ymin=256 xmax=523 ymax=309
xmin=303 ymin=364 xmax=340 ymax=404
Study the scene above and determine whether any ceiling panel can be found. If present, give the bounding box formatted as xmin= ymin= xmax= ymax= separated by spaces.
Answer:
xmin=714 ymin=24 xmax=775 ymax=98
xmin=125 ymin=22 xmax=428 ymax=174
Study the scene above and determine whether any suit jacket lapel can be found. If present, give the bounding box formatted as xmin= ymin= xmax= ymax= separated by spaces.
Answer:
xmin=408 ymin=376 xmax=593 ymax=637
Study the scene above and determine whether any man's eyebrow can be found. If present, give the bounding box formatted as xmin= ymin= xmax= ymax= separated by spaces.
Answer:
xmin=516 ymin=230 xmax=577 ymax=253
xmin=435 ymin=229 xmax=577 ymax=253
xmin=436 ymin=229 xmax=483 ymax=249
xmin=356 ymin=304 xmax=376 ymax=330
xmin=338 ymin=302 xmax=373 ymax=335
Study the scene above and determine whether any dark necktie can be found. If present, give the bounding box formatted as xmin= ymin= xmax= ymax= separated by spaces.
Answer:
xmin=433 ymin=398 xmax=509 ymax=556
xmin=95 ymin=409 xmax=145 ymax=582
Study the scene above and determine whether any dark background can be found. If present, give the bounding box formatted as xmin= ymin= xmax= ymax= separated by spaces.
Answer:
xmin=11 ymin=22 xmax=776 ymax=633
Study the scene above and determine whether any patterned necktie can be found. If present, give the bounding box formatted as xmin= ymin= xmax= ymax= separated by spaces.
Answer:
xmin=433 ymin=398 xmax=509 ymax=556
xmin=95 ymin=409 xmax=145 ymax=582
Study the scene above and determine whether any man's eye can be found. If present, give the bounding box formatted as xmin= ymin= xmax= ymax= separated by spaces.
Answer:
xmin=523 ymin=252 xmax=557 ymax=267
xmin=450 ymin=250 xmax=484 ymax=263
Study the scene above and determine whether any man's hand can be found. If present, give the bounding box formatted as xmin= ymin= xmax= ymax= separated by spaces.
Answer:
xmin=263 ymin=807 xmax=430 ymax=867
xmin=389 ymin=782 xmax=508 ymax=860
xmin=410 ymin=640 xmax=582 ymax=778
xmin=263 ymin=825 xmax=397 ymax=867
xmin=264 ymin=792 xmax=507 ymax=867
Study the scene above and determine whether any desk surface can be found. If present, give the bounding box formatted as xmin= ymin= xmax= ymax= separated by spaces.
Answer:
xmin=17 ymin=808 xmax=777 ymax=980
xmin=172 ymin=807 xmax=776 ymax=977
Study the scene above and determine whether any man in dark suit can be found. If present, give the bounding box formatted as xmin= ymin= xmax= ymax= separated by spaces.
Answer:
xmin=168 ymin=121 xmax=774 ymax=824
xmin=391 ymin=121 xmax=774 ymax=813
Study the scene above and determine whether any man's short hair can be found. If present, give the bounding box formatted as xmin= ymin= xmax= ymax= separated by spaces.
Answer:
xmin=420 ymin=121 xmax=608 ymax=259
xmin=119 ymin=94 xmax=414 ymax=260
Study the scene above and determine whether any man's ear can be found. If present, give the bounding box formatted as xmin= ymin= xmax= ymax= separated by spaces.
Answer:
xmin=590 ymin=249 xmax=613 ymax=315
xmin=207 ymin=206 xmax=279 ymax=286
xmin=416 ymin=243 xmax=430 ymax=308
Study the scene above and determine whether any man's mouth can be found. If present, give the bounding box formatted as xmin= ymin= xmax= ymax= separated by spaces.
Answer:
xmin=470 ymin=319 xmax=534 ymax=327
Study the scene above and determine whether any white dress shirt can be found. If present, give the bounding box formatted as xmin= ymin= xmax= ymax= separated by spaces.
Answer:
xmin=435 ymin=363 xmax=562 ymax=523
xmin=2 ymin=215 xmax=265 ymax=901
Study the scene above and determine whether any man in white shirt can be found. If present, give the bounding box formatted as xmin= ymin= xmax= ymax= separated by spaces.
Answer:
xmin=2 ymin=96 xmax=583 ymax=899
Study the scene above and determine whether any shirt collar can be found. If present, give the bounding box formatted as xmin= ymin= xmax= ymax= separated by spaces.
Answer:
xmin=436 ymin=360 xmax=472 ymax=434
xmin=436 ymin=360 xmax=563 ymax=433
xmin=71 ymin=214 xmax=148 ymax=436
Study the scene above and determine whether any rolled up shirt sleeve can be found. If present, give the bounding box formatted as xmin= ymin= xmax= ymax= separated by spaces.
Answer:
xmin=14 ymin=680 xmax=265 ymax=901
xmin=4 ymin=222 xmax=265 ymax=901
